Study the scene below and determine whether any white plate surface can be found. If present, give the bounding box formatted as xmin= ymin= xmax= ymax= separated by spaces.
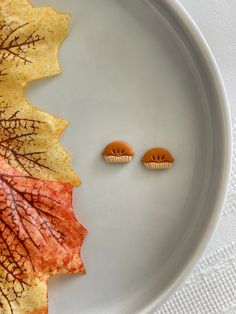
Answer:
xmin=28 ymin=0 xmax=231 ymax=313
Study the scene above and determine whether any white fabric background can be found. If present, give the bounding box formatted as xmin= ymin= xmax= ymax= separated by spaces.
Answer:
xmin=156 ymin=1 xmax=236 ymax=313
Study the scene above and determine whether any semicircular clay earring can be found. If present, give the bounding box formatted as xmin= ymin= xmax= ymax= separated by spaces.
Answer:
xmin=102 ymin=141 xmax=134 ymax=163
xmin=142 ymin=147 xmax=174 ymax=169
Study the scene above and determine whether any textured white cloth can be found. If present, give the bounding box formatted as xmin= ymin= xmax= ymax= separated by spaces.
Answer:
xmin=156 ymin=0 xmax=236 ymax=312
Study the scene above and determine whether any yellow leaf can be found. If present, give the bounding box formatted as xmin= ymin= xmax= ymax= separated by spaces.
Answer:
xmin=0 ymin=0 xmax=80 ymax=185
xmin=0 ymin=0 xmax=70 ymax=88
xmin=2 ymin=276 xmax=48 ymax=314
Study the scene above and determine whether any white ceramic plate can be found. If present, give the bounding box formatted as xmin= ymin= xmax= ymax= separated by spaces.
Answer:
xmin=28 ymin=0 xmax=231 ymax=313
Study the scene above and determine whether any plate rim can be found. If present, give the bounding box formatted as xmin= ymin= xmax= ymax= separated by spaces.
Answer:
xmin=140 ymin=0 xmax=232 ymax=313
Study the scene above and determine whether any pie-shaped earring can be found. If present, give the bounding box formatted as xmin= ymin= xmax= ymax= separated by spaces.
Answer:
xmin=142 ymin=147 xmax=174 ymax=169
xmin=102 ymin=141 xmax=134 ymax=163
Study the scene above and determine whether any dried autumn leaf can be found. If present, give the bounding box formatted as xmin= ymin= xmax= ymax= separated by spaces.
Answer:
xmin=0 ymin=156 xmax=87 ymax=314
xmin=0 ymin=96 xmax=80 ymax=185
xmin=0 ymin=0 xmax=70 ymax=89
xmin=0 ymin=0 xmax=80 ymax=185
xmin=0 ymin=2 xmax=87 ymax=311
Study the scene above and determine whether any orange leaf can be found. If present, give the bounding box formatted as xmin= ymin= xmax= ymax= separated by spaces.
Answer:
xmin=0 ymin=156 xmax=87 ymax=313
